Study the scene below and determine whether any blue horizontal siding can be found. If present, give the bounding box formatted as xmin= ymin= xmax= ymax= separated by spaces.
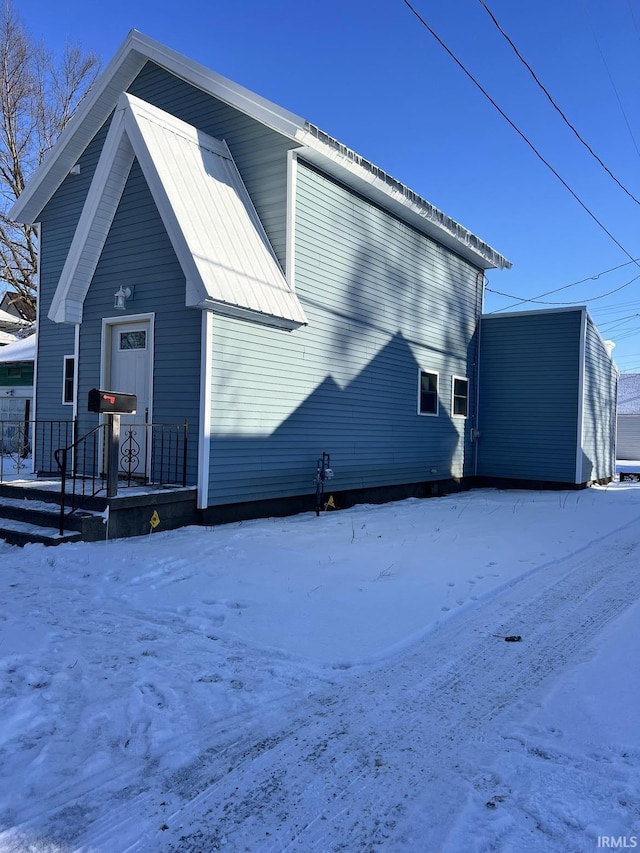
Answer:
xmin=580 ymin=316 xmax=616 ymax=481
xmin=477 ymin=310 xmax=582 ymax=482
xmin=207 ymin=161 xmax=482 ymax=504
xmin=78 ymin=161 xmax=201 ymax=485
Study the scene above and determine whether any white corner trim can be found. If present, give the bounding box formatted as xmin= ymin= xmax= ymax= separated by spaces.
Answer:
xmin=197 ymin=310 xmax=213 ymax=509
xmin=575 ymin=307 xmax=587 ymax=484
xmin=286 ymin=149 xmax=298 ymax=287
xmin=72 ymin=325 xmax=80 ymax=418
xmin=28 ymin=224 xmax=41 ymax=476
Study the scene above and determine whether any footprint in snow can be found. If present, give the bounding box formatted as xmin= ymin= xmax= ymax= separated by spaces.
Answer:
xmin=137 ymin=681 xmax=167 ymax=709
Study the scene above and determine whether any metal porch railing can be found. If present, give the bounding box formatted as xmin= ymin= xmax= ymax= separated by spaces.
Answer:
xmin=0 ymin=418 xmax=188 ymax=535
xmin=53 ymin=419 xmax=188 ymax=533
xmin=0 ymin=418 xmax=76 ymax=482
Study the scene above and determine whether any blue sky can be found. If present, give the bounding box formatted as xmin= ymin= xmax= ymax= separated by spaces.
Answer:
xmin=18 ymin=0 xmax=640 ymax=370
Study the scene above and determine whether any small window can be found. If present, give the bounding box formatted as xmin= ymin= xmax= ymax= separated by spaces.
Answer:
xmin=452 ymin=376 xmax=469 ymax=418
xmin=119 ymin=330 xmax=146 ymax=350
xmin=7 ymin=366 xmax=22 ymax=378
xmin=63 ymin=356 xmax=75 ymax=405
xmin=418 ymin=370 xmax=439 ymax=416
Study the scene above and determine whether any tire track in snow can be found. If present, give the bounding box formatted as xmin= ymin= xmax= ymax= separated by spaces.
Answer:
xmin=139 ymin=520 xmax=640 ymax=852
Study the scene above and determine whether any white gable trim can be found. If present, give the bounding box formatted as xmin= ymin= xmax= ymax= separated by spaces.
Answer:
xmin=49 ymin=94 xmax=308 ymax=330
xmin=50 ymin=105 xmax=135 ymax=324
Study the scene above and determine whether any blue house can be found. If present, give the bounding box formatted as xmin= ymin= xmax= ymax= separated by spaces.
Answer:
xmin=6 ymin=32 xmax=617 ymax=538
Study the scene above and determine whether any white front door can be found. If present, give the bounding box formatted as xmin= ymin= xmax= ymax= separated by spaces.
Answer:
xmin=107 ymin=319 xmax=152 ymax=477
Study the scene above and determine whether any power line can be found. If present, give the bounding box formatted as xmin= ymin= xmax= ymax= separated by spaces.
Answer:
xmin=487 ymin=258 xmax=640 ymax=314
xmin=486 ymin=257 xmax=640 ymax=310
xmin=488 ymin=272 xmax=640 ymax=307
xmin=475 ymin=0 xmax=640 ymax=206
xmin=628 ymin=0 xmax=640 ymax=45
xmin=401 ymin=0 xmax=640 ymax=270
xmin=580 ymin=0 xmax=640 ymax=162
xmin=597 ymin=312 xmax=640 ymax=329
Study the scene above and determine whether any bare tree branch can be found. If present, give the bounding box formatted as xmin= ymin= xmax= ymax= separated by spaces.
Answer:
xmin=0 ymin=0 xmax=99 ymax=313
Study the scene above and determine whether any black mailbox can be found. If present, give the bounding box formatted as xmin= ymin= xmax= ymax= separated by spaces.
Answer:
xmin=88 ymin=388 xmax=137 ymax=414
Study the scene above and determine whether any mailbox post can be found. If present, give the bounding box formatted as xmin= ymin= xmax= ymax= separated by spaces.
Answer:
xmin=88 ymin=389 xmax=137 ymax=497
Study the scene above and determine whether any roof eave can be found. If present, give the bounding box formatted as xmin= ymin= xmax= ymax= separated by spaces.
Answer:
xmin=197 ymin=298 xmax=306 ymax=331
xmin=9 ymin=30 xmax=306 ymax=226
xmin=9 ymin=30 xmax=510 ymax=271
xmin=296 ymin=136 xmax=511 ymax=271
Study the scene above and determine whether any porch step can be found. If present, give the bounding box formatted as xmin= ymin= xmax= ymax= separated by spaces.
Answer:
xmin=0 ymin=480 xmax=198 ymax=544
xmin=0 ymin=515 xmax=82 ymax=547
xmin=0 ymin=481 xmax=108 ymax=512
xmin=0 ymin=487 xmax=107 ymax=547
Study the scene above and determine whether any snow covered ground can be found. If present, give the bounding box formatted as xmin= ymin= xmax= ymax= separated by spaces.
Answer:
xmin=1 ymin=481 xmax=640 ymax=851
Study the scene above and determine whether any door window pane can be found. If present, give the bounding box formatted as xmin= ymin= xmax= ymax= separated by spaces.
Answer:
xmin=119 ymin=330 xmax=146 ymax=350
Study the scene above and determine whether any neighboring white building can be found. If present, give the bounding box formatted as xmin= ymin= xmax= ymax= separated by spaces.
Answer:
xmin=617 ymin=374 xmax=640 ymax=460
xmin=0 ymin=335 xmax=36 ymax=438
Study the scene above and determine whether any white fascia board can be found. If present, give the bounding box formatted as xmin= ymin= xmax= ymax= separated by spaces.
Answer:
xmin=197 ymin=299 xmax=302 ymax=331
xmin=481 ymin=305 xmax=587 ymax=320
xmin=9 ymin=30 xmax=304 ymax=226
xmin=10 ymin=35 xmax=148 ymax=224
xmin=295 ymin=137 xmax=511 ymax=272
xmin=126 ymin=32 xmax=304 ymax=140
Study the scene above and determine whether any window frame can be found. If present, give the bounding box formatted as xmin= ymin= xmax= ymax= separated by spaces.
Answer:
xmin=418 ymin=368 xmax=439 ymax=417
xmin=62 ymin=355 xmax=75 ymax=406
xmin=451 ymin=375 xmax=469 ymax=418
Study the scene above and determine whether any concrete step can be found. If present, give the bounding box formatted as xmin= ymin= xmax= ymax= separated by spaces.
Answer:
xmin=0 ymin=515 xmax=82 ymax=547
xmin=0 ymin=481 xmax=198 ymax=543
xmin=0 ymin=494 xmax=107 ymax=546
xmin=0 ymin=481 xmax=108 ymax=512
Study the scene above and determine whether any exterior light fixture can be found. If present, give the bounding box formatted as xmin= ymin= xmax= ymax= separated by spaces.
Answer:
xmin=114 ymin=286 xmax=133 ymax=310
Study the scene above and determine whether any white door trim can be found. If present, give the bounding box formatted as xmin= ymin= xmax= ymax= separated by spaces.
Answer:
xmin=100 ymin=313 xmax=155 ymax=478
xmin=100 ymin=312 xmax=155 ymax=421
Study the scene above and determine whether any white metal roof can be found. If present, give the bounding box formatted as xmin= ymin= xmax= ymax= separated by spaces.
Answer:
xmin=10 ymin=30 xmax=510 ymax=273
xmin=49 ymin=94 xmax=307 ymax=330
